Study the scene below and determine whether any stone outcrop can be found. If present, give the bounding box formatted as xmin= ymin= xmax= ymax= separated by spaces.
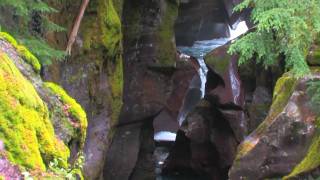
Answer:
xmin=164 ymin=98 xmax=238 ymax=179
xmin=229 ymin=71 xmax=320 ymax=179
xmin=103 ymin=0 xmax=180 ymax=179
xmin=44 ymin=0 xmax=124 ymax=178
xmin=0 ymin=33 xmax=87 ymax=178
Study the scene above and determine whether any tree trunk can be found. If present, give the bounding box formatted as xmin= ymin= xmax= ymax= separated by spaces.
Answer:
xmin=66 ymin=0 xmax=90 ymax=55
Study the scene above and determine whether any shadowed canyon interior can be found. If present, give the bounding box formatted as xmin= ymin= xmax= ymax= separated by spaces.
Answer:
xmin=103 ymin=0 xmax=250 ymax=179
xmin=1 ymin=0 xmax=320 ymax=179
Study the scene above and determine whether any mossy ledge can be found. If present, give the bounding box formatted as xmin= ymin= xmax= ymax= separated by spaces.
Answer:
xmin=44 ymin=82 xmax=88 ymax=146
xmin=0 ymin=52 xmax=69 ymax=171
xmin=0 ymin=32 xmax=41 ymax=73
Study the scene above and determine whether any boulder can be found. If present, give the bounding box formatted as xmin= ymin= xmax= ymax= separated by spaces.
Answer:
xmin=164 ymin=99 xmax=238 ymax=179
xmin=0 ymin=33 xmax=87 ymax=177
xmin=229 ymin=72 xmax=320 ymax=179
xmin=205 ymin=44 xmax=247 ymax=139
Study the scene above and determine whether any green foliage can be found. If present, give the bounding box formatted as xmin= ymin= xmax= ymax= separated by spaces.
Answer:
xmin=229 ymin=0 xmax=320 ymax=76
xmin=0 ymin=0 xmax=66 ymax=65
xmin=48 ymin=153 xmax=85 ymax=180
xmin=20 ymin=37 xmax=65 ymax=66
xmin=44 ymin=82 xmax=88 ymax=146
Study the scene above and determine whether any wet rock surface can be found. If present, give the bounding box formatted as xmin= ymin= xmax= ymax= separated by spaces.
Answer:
xmin=44 ymin=0 xmax=124 ymax=178
xmin=104 ymin=0 xmax=180 ymax=179
xmin=164 ymin=99 xmax=238 ymax=180
xmin=229 ymin=73 xmax=320 ymax=180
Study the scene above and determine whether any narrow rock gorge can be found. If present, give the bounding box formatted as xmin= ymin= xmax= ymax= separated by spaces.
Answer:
xmin=0 ymin=0 xmax=320 ymax=180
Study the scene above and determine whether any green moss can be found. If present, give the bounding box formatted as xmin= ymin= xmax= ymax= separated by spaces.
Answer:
xmin=284 ymin=128 xmax=320 ymax=179
xmin=107 ymin=55 xmax=123 ymax=127
xmin=83 ymin=0 xmax=122 ymax=56
xmin=157 ymin=0 xmax=178 ymax=67
xmin=0 ymin=32 xmax=18 ymax=46
xmin=44 ymin=82 xmax=88 ymax=146
xmin=0 ymin=32 xmax=41 ymax=73
xmin=270 ymin=74 xmax=297 ymax=115
xmin=0 ymin=52 xmax=69 ymax=171
xmin=254 ymin=73 xmax=297 ymax=136
xmin=236 ymin=73 xmax=298 ymax=159
xmin=0 ymin=175 xmax=4 ymax=180
xmin=205 ymin=49 xmax=231 ymax=75
xmin=112 ymin=0 xmax=123 ymax=17
xmin=81 ymin=0 xmax=123 ymax=130
xmin=99 ymin=0 xmax=122 ymax=56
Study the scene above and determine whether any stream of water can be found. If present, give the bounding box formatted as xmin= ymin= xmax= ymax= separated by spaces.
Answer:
xmin=155 ymin=21 xmax=248 ymax=180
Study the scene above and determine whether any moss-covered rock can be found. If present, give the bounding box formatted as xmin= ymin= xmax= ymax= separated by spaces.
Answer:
xmin=44 ymin=82 xmax=88 ymax=146
xmin=0 ymin=52 xmax=69 ymax=170
xmin=156 ymin=0 xmax=179 ymax=67
xmin=44 ymin=0 xmax=124 ymax=179
xmin=0 ymin=32 xmax=41 ymax=73
xmin=205 ymin=45 xmax=232 ymax=75
xmin=229 ymin=71 xmax=320 ymax=180
xmin=284 ymin=130 xmax=320 ymax=179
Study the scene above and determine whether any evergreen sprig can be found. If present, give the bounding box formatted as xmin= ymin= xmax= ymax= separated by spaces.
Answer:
xmin=229 ymin=0 xmax=320 ymax=76
xmin=0 ymin=0 xmax=66 ymax=65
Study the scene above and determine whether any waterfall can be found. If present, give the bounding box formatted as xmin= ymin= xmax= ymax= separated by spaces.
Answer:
xmin=154 ymin=21 xmax=249 ymax=141
xmin=154 ymin=131 xmax=177 ymax=142
xmin=175 ymin=21 xmax=248 ymax=127
xmin=229 ymin=21 xmax=249 ymax=41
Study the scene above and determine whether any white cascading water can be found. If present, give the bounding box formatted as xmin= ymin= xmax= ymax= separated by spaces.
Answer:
xmin=154 ymin=21 xmax=248 ymax=142
xmin=229 ymin=21 xmax=249 ymax=41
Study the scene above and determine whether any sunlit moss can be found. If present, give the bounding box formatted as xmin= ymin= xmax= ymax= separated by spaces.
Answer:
xmin=44 ymin=82 xmax=88 ymax=146
xmin=0 ymin=52 xmax=69 ymax=171
xmin=0 ymin=32 xmax=41 ymax=73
